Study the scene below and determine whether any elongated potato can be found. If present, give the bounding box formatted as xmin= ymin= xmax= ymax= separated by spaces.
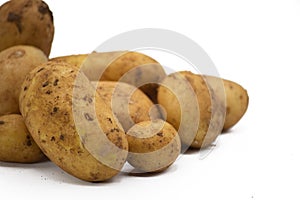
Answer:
xmin=0 ymin=45 xmax=48 ymax=115
xmin=19 ymin=61 xmax=128 ymax=182
xmin=51 ymin=51 xmax=166 ymax=102
xmin=0 ymin=0 xmax=54 ymax=56
xmin=126 ymin=119 xmax=181 ymax=173
xmin=0 ymin=114 xmax=45 ymax=163
xmin=203 ymin=75 xmax=249 ymax=130
xmin=157 ymin=71 xmax=225 ymax=149
xmin=92 ymin=81 xmax=161 ymax=131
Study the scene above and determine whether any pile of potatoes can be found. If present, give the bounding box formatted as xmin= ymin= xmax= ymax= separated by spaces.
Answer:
xmin=0 ymin=0 xmax=249 ymax=182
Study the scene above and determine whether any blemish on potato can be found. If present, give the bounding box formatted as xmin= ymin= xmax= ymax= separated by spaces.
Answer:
xmin=0 ymin=121 xmax=5 ymax=125
xmin=8 ymin=50 xmax=25 ymax=59
xmin=26 ymin=140 xmax=32 ymax=147
xmin=42 ymin=81 xmax=49 ymax=87
xmin=107 ymin=117 xmax=113 ymax=124
xmin=7 ymin=12 xmax=22 ymax=33
xmin=59 ymin=135 xmax=65 ymax=141
xmin=53 ymin=107 xmax=58 ymax=113
xmin=84 ymin=113 xmax=94 ymax=121
xmin=83 ymin=95 xmax=93 ymax=103
xmin=50 ymin=136 xmax=55 ymax=142
xmin=53 ymin=79 xmax=59 ymax=86
xmin=110 ymin=128 xmax=120 ymax=132
xmin=37 ymin=68 xmax=45 ymax=73
xmin=226 ymin=106 xmax=230 ymax=114
xmin=157 ymin=132 xmax=163 ymax=137
xmin=24 ymin=86 xmax=28 ymax=91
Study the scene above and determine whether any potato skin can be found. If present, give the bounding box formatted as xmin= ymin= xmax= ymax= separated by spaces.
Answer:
xmin=51 ymin=51 xmax=166 ymax=103
xmin=157 ymin=71 xmax=225 ymax=149
xmin=93 ymin=81 xmax=161 ymax=131
xmin=204 ymin=75 xmax=249 ymax=130
xmin=126 ymin=119 xmax=181 ymax=172
xmin=0 ymin=45 xmax=48 ymax=115
xmin=0 ymin=114 xmax=45 ymax=163
xmin=0 ymin=0 xmax=54 ymax=56
xmin=19 ymin=61 xmax=128 ymax=182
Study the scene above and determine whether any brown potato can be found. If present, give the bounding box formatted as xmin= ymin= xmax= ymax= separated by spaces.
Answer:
xmin=92 ymin=81 xmax=161 ymax=131
xmin=19 ymin=61 xmax=128 ymax=182
xmin=157 ymin=71 xmax=225 ymax=149
xmin=0 ymin=0 xmax=54 ymax=56
xmin=0 ymin=45 xmax=48 ymax=115
xmin=51 ymin=51 xmax=166 ymax=103
xmin=203 ymin=75 xmax=249 ymax=130
xmin=126 ymin=119 xmax=181 ymax=173
xmin=0 ymin=114 xmax=45 ymax=163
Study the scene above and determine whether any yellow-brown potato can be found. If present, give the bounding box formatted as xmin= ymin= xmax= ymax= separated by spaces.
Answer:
xmin=203 ymin=75 xmax=249 ymax=130
xmin=126 ymin=119 xmax=181 ymax=173
xmin=0 ymin=45 xmax=48 ymax=115
xmin=157 ymin=71 xmax=225 ymax=149
xmin=92 ymin=81 xmax=161 ymax=131
xmin=19 ymin=61 xmax=128 ymax=182
xmin=0 ymin=114 xmax=45 ymax=163
xmin=51 ymin=51 xmax=166 ymax=102
xmin=0 ymin=0 xmax=54 ymax=56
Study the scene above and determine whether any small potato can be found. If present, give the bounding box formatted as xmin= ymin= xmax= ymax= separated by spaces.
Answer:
xmin=157 ymin=71 xmax=225 ymax=149
xmin=51 ymin=51 xmax=166 ymax=102
xmin=126 ymin=119 xmax=181 ymax=173
xmin=0 ymin=114 xmax=45 ymax=163
xmin=204 ymin=75 xmax=249 ymax=130
xmin=0 ymin=0 xmax=54 ymax=56
xmin=92 ymin=81 xmax=161 ymax=131
xmin=19 ymin=61 xmax=128 ymax=182
xmin=0 ymin=45 xmax=48 ymax=115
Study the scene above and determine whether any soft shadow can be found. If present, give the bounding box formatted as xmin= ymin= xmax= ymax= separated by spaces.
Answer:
xmin=0 ymin=160 xmax=123 ymax=186
xmin=126 ymin=164 xmax=178 ymax=178
xmin=221 ymin=128 xmax=235 ymax=135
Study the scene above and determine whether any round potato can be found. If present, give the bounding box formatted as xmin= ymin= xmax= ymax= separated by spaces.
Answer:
xmin=157 ymin=71 xmax=225 ymax=149
xmin=203 ymin=75 xmax=249 ymax=130
xmin=0 ymin=0 xmax=54 ymax=56
xmin=0 ymin=45 xmax=48 ymax=115
xmin=0 ymin=114 xmax=45 ymax=163
xmin=92 ymin=81 xmax=161 ymax=131
xmin=19 ymin=61 xmax=128 ymax=182
xmin=126 ymin=119 xmax=181 ymax=173
xmin=51 ymin=51 xmax=166 ymax=103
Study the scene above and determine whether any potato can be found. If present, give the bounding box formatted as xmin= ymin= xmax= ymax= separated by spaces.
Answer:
xmin=0 ymin=0 xmax=54 ymax=56
xmin=51 ymin=51 xmax=166 ymax=103
xmin=157 ymin=71 xmax=225 ymax=149
xmin=203 ymin=75 xmax=249 ymax=130
xmin=92 ymin=81 xmax=162 ymax=131
xmin=0 ymin=114 xmax=45 ymax=163
xmin=0 ymin=45 xmax=48 ymax=115
xmin=19 ymin=61 xmax=128 ymax=182
xmin=126 ymin=119 xmax=181 ymax=173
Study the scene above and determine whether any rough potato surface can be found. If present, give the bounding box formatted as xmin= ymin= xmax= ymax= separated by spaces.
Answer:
xmin=0 ymin=114 xmax=45 ymax=163
xmin=19 ymin=61 xmax=128 ymax=182
xmin=126 ymin=119 xmax=181 ymax=172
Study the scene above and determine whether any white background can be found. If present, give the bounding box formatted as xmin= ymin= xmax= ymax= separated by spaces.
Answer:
xmin=1 ymin=0 xmax=300 ymax=199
